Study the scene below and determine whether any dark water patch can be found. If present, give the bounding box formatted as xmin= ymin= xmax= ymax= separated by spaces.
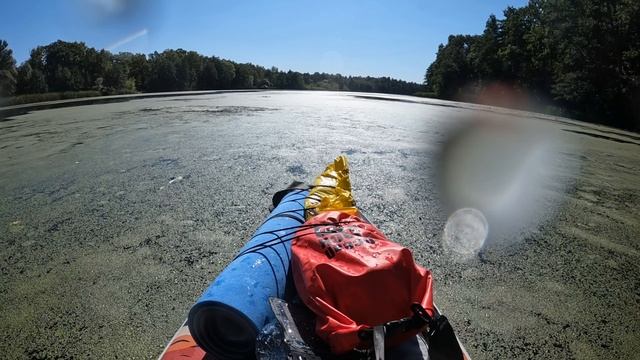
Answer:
xmin=163 ymin=97 xmax=208 ymax=102
xmin=563 ymin=129 xmax=639 ymax=145
xmin=353 ymin=95 xmax=461 ymax=110
xmin=41 ymin=180 xmax=77 ymax=202
xmin=125 ymin=106 xmax=277 ymax=117
xmin=0 ymin=123 xmax=24 ymax=132
xmin=372 ymin=150 xmax=394 ymax=155
xmin=354 ymin=95 xmax=424 ymax=105
xmin=399 ymin=149 xmax=413 ymax=158
xmin=183 ymin=106 xmax=275 ymax=114
xmin=0 ymin=97 xmax=136 ymax=121
xmin=343 ymin=148 xmax=363 ymax=156
xmin=151 ymin=157 xmax=179 ymax=167
xmin=0 ymin=90 xmax=264 ymax=121
xmin=0 ymin=116 xmax=21 ymax=122
xmin=58 ymin=141 xmax=85 ymax=154
xmin=586 ymin=128 xmax=640 ymax=141
xmin=19 ymin=131 xmax=60 ymax=140
xmin=47 ymin=218 xmax=71 ymax=233
xmin=286 ymin=164 xmax=307 ymax=176
xmin=560 ymin=151 xmax=589 ymax=162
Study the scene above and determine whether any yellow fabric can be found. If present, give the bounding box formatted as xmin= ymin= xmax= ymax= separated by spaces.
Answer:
xmin=306 ymin=155 xmax=358 ymax=219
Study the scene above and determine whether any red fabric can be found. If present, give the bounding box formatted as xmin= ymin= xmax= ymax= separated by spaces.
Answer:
xmin=291 ymin=211 xmax=435 ymax=354
xmin=160 ymin=335 xmax=207 ymax=360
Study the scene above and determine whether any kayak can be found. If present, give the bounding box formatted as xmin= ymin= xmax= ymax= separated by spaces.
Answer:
xmin=158 ymin=305 xmax=470 ymax=360
xmin=159 ymin=156 xmax=471 ymax=360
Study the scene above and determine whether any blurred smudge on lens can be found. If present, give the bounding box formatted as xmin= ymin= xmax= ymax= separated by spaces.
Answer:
xmin=434 ymin=112 xmax=581 ymax=256
xmin=442 ymin=208 xmax=488 ymax=260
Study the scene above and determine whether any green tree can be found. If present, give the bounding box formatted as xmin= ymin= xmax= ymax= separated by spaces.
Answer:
xmin=103 ymin=59 xmax=129 ymax=93
xmin=175 ymin=50 xmax=202 ymax=91
xmin=424 ymin=0 xmax=640 ymax=130
xmin=468 ymin=15 xmax=502 ymax=83
xmin=216 ymin=60 xmax=236 ymax=88
xmin=0 ymin=40 xmax=18 ymax=96
xmin=285 ymin=70 xmax=305 ymax=89
xmin=197 ymin=58 xmax=219 ymax=90
xmin=16 ymin=62 xmax=48 ymax=94
xmin=27 ymin=46 xmax=47 ymax=73
xmin=547 ymin=0 xmax=640 ymax=128
xmin=147 ymin=51 xmax=178 ymax=91
xmin=117 ymin=52 xmax=149 ymax=91
xmin=6 ymin=39 xmax=424 ymax=105
xmin=44 ymin=40 xmax=92 ymax=91
xmin=233 ymin=63 xmax=255 ymax=89
xmin=425 ymin=35 xmax=479 ymax=98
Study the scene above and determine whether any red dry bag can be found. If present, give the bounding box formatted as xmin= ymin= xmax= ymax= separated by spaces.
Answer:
xmin=291 ymin=211 xmax=435 ymax=354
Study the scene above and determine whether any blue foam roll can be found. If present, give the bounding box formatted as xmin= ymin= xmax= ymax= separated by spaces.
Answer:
xmin=188 ymin=189 xmax=309 ymax=359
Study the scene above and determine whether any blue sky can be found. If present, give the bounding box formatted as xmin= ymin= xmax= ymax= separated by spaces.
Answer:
xmin=1 ymin=0 xmax=528 ymax=82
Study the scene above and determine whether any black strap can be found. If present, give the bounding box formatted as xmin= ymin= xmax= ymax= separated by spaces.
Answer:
xmin=266 ymin=212 xmax=306 ymax=224
xmin=357 ymin=304 xmax=464 ymax=360
xmin=411 ymin=304 xmax=464 ymax=360
xmin=358 ymin=304 xmax=430 ymax=341
xmin=271 ymin=182 xmax=341 ymax=209
xmin=422 ymin=314 xmax=464 ymax=360
xmin=271 ymin=181 xmax=310 ymax=209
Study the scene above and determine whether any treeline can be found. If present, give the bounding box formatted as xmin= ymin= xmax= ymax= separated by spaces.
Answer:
xmin=0 ymin=40 xmax=422 ymax=101
xmin=425 ymin=0 xmax=640 ymax=131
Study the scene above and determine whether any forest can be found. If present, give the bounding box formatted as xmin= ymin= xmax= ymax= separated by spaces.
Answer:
xmin=424 ymin=0 xmax=640 ymax=131
xmin=0 ymin=39 xmax=422 ymax=104
xmin=1 ymin=0 xmax=639 ymax=130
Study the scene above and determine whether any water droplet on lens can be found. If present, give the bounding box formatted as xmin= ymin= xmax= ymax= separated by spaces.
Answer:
xmin=442 ymin=208 xmax=488 ymax=259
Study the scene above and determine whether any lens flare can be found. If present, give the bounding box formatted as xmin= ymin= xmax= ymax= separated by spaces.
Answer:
xmin=435 ymin=114 xmax=579 ymax=256
xmin=442 ymin=208 xmax=488 ymax=259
